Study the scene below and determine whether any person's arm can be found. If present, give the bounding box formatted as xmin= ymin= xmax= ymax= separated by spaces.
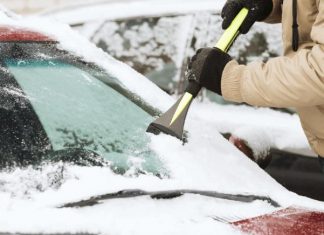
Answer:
xmin=221 ymin=2 xmax=324 ymax=108
xmin=263 ymin=0 xmax=282 ymax=23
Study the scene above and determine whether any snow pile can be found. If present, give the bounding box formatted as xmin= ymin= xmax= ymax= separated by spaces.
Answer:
xmin=0 ymin=162 xmax=74 ymax=198
xmin=190 ymin=101 xmax=313 ymax=156
xmin=231 ymin=127 xmax=272 ymax=160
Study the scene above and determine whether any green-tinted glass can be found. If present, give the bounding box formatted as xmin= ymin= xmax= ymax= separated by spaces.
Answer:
xmin=5 ymin=59 xmax=166 ymax=175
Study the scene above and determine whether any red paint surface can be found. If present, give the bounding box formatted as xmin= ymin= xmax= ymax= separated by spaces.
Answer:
xmin=0 ymin=26 xmax=55 ymax=42
xmin=232 ymin=207 xmax=324 ymax=235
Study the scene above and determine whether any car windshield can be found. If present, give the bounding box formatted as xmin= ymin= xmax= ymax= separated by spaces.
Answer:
xmin=0 ymin=42 xmax=166 ymax=175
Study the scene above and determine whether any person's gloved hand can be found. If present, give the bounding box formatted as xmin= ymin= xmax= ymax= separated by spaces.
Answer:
xmin=186 ymin=48 xmax=232 ymax=96
xmin=222 ymin=0 xmax=273 ymax=34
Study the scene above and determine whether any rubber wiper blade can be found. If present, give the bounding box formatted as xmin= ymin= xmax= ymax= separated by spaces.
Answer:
xmin=59 ymin=189 xmax=280 ymax=208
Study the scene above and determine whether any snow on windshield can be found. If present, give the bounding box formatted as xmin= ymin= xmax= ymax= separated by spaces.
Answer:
xmin=0 ymin=2 xmax=322 ymax=235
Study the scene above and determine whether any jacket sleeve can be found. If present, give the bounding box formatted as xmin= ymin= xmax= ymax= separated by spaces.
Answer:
xmin=296 ymin=106 xmax=324 ymax=156
xmin=221 ymin=3 xmax=324 ymax=108
xmin=263 ymin=0 xmax=282 ymax=23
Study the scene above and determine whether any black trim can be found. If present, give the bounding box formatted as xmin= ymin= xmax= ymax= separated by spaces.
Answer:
xmin=59 ymin=189 xmax=281 ymax=208
xmin=0 ymin=59 xmax=52 ymax=168
xmin=266 ymin=150 xmax=324 ymax=201
xmin=292 ymin=0 xmax=299 ymax=51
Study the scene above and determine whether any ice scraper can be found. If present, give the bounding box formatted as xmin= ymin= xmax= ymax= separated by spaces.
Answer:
xmin=147 ymin=8 xmax=249 ymax=140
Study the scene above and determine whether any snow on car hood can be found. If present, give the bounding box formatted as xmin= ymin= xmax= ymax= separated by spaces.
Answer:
xmin=190 ymin=101 xmax=313 ymax=156
xmin=0 ymin=6 xmax=322 ymax=235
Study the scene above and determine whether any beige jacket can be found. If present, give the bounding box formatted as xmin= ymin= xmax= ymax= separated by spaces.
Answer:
xmin=221 ymin=0 xmax=324 ymax=156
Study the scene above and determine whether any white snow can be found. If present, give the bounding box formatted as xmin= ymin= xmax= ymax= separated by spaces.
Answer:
xmin=190 ymin=101 xmax=314 ymax=157
xmin=0 ymin=121 xmax=321 ymax=234
xmin=0 ymin=3 xmax=321 ymax=235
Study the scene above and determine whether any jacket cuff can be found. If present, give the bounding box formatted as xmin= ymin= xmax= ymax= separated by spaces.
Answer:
xmin=221 ymin=60 xmax=244 ymax=103
xmin=263 ymin=0 xmax=282 ymax=23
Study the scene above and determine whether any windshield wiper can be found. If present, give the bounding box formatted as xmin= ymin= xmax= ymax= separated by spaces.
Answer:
xmin=59 ymin=189 xmax=280 ymax=208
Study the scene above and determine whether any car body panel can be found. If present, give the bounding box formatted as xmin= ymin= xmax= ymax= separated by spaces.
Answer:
xmin=233 ymin=207 xmax=324 ymax=235
xmin=0 ymin=25 xmax=55 ymax=42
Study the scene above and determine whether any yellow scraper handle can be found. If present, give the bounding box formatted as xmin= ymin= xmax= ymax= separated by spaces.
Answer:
xmin=168 ymin=8 xmax=248 ymax=126
xmin=147 ymin=8 xmax=250 ymax=139
xmin=215 ymin=8 xmax=248 ymax=52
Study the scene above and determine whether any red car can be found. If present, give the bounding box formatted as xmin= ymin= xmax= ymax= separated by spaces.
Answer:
xmin=0 ymin=9 xmax=323 ymax=235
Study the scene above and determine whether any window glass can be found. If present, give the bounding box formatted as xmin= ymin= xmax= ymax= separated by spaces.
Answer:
xmin=5 ymin=58 xmax=166 ymax=175
xmin=92 ymin=15 xmax=193 ymax=94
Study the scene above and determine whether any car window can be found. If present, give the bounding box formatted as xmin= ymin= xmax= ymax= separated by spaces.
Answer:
xmin=91 ymin=15 xmax=193 ymax=94
xmin=4 ymin=56 xmax=167 ymax=176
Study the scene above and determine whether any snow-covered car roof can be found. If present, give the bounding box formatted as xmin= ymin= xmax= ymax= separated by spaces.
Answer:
xmin=0 ymin=6 xmax=323 ymax=235
xmin=41 ymin=0 xmax=226 ymax=25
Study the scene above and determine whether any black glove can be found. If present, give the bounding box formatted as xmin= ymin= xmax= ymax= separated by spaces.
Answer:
xmin=222 ymin=0 xmax=273 ymax=34
xmin=319 ymin=156 xmax=324 ymax=174
xmin=186 ymin=48 xmax=232 ymax=96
